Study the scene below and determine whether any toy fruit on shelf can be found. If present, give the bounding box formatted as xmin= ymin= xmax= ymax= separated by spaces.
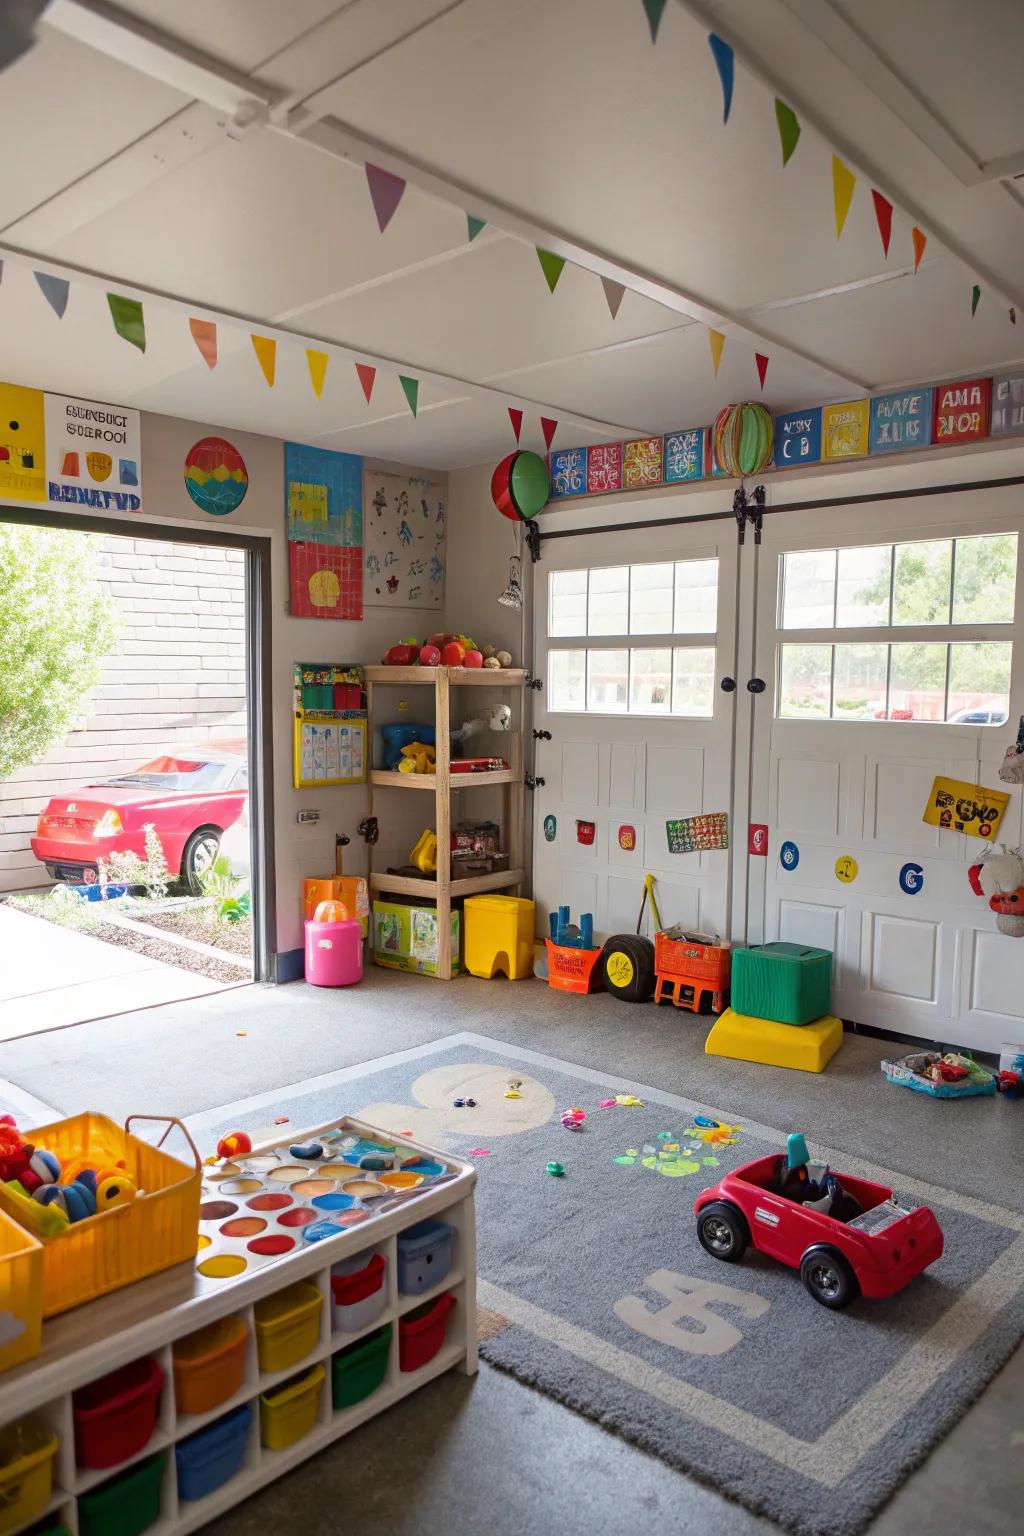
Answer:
xmin=463 ymin=650 xmax=483 ymax=668
xmin=419 ymin=644 xmax=441 ymax=666
xmin=441 ymin=640 xmax=466 ymax=666
xmin=379 ymin=633 xmax=517 ymax=668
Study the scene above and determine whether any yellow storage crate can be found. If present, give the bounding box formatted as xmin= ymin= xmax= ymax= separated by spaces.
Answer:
xmin=259 ymin=1364 xmax=325 ymax=1452
xmin=0 ymin=1114 xmax=201 ymax=1318
xmin=254 ymin=1282 xmax=322 ymax=1375
xmin=0 ymin=1206 xmax=42 ymax=1375
xmin=464 ymin=895 xmax=535 ymax=980
xmin=0 ymin=1418 xmax=58 ymax=1535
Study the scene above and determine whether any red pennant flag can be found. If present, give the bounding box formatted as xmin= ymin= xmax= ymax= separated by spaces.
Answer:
xmin=871 ymin=190 xmax=893 ymax=258
xmin=508 ymin=407 xmax=523 ymax=443
xmin=755 ymin=352 xmax=769 ymax=389
xmin=541 ymin=417 xmax=558 ymax=450
xmin=365 ymin=163 xmax=406 ymax=233
xmin=911 ymin=226 xmax=927 ymax=273
xmin=355 ymin=362 xmax=376 ymax=403
xmin=189 ymin=317 xmax=218 ymax=369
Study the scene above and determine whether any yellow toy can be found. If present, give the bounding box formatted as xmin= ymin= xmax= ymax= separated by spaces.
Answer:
xmin=96 ymin=1174 xmax=137 ymax=1211
xmin=705 ymin=1008 xmax=844 ymax=1073
xmin=398 ymin=742 xmax=436 ymax=774
xmin=409 ymin=828 xmax=438 ymax=873
xmin=464 ymin=895 xmax=535 ymax=980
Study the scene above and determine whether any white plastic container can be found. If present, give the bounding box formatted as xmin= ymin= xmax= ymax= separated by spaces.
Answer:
xmin=330 ymin=1250 xmax=387 ymax=1334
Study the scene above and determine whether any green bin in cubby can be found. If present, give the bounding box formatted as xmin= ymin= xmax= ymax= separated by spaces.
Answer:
xmin=331 ymin=1323 xmax=391 ymax=1410
xmin=730 ymin=943 xmax=832 ymax=1026
xmin=77 ymin=1452 xmax=164 ymax=1536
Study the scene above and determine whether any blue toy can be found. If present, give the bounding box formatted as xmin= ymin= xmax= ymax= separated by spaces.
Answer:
xmin=548 ymin=906 xmax=595 ymax=949
xmin=381 ymin=723 xmax=436 ymax=770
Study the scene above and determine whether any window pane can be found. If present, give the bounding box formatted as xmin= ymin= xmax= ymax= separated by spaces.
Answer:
xmin=781 ymin=549 xmax=836 ymax=629
xmin=587 ymin=649 xmax=628 ymax=712
xmin=588 ymin=566 xmax=628 ymax=635
xmin=779 ymin=645 xmax=832 ymax=717
xmin=947 ymin=643 xmax=1012 ymax=724
xmin=893 ymin=540 xmax=952 ymax=625
xmin=629 ymin=563 xmax=674 ymax=634
xmin=549 ymin=570 xmax=587 ymax=637
xmin=672 ymin=647 xmax=715 ymax=716
xmin=548 ymin=649 xmax=586 ymax=711
xmin=888 ymin=643 xmax=947 ymax=720
xmin=674 ymin=558 xmax=719 ymax=634
xmin=953 ymin=534 xmax=1018 ymax=624
xmin=832 ymin=644 xmax=888 ymax=720
xmin=629 ymin=648 xmax=672 ymax=712
xmin=836 ymin=545 xmax=891 ymax=627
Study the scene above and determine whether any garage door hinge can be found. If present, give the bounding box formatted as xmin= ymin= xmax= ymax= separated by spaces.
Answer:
xmin=524 ymin=774 xmax=546 ymax=790
xmin=532 ymin=729 xmax=551 ymax=740
xmin=525 ymin=673 xmax=543 ymax=690
xmin=734 ymin=484 xmax=766 ymax=544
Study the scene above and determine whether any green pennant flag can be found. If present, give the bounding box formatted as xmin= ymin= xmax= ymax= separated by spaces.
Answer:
xmin=775 ymin=100 xmax=801 ymax=165
xmin=643 ymin=0 xmax=668 ymax=42
xmin=536 ymin=248 xmax=567 ymax=294
xmin=107 ymin=293 xmax=146 ymax=352
xmin=971 ymin=284 xmax=981 ymax=317
xmin=399 ymin=375 xmax=419 ymax=417
xmin=467 ymin=214 xmax=486 ymax=241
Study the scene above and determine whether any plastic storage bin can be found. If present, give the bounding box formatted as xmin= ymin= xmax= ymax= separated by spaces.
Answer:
xmin=173 ymin=1314 xmax=247 ymax=1416
xmin=254 ymin=1281 xmax=322 ymax=1374
xmin=304 ymin=914 xmax=363 ymax=987
xmin=259 ymin=1364 xmax=325 ymax=1451
xmin=730 ymin=942 xmax=832 ymax=1025
xmin=76 ymin=1452 xmax=164 ymax=1536
xmin=331 ymin=1251 xmax=387 ymax=1334
xmin=175 ymin=1404 xmax=251 ymax=1501
xmin=0 ymin=1418 xmax=58 ymax=1536
xmin=0 ymin=1205 xmax=42 ymax=1375
xmin=331 ymin=1324 xmax=391 ymax=1410
xmin=73 ymin=1356 xmax=163 ymax=1470
xmin=398 ymin=1292 xmax=455 ymax=1373
xmin=396 ymin=1220 xmax=454 ymax=1296
xmin=464 ymin=894 xmax=535 ymax=980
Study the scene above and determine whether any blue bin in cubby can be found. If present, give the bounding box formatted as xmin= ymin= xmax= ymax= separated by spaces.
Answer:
xmin=175 ymin=1403 xmax=251 ymax=1502
xmin=396 ymin=1219 xmax=454 ymax=1296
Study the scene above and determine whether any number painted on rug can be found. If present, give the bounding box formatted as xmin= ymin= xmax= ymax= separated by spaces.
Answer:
xmin=613 ymin=1269 xmax=769 ymax=1356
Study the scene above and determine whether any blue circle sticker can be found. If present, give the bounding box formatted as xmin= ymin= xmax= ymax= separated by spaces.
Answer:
xmin=899 ymin=861 xmax=924 ymax=895
xmin=543 ymin=814 xmax=557 ymax=843
xmin=780 ymin=840 xmax=800 ymax=871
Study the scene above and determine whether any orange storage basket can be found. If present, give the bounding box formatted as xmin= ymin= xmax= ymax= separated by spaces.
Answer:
xmin=174 ymin=1314 xmax=248 ymax=1416
xmin=0 ymin=1206 xmax=42 ymax=1374
xmin=654 ymin=930 xmax=731 ymax=986
xmin=545 ymin=940 xmax=603 ymax=994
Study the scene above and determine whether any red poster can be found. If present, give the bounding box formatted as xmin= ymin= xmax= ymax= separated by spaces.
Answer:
xmin=289 ymin=542 xmax=363 ymax=620
xmin=932 ymin=378 xmax=991 ymax=445
xmin=587 ymin=441 xmax=622 ymax=495
xmin=748 ymin=824 xmax=768 ymax=856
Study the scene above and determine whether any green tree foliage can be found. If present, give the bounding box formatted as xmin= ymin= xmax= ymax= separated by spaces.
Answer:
xmin=0 ymin=525 xmax=117 ymax=779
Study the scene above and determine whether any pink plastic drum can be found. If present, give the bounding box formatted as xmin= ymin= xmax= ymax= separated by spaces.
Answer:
xmin=304 ymin=916 xmax=363 ymax=987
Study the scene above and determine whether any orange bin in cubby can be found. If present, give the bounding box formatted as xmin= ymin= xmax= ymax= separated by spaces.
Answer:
xmin=173 ymin=1315 xmax=248 ymax=1416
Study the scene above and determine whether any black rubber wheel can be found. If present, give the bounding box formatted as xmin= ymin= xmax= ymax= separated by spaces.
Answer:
xmin=696 ymin=1201 xmax=749 ymax=1263
xmin=600 ymin=934 xmax=655 ymax=1002
xmin=800 ymin=1247 xmax=859 ymax=1309
xmin=181 ymin=827 xmax=221 ymax=895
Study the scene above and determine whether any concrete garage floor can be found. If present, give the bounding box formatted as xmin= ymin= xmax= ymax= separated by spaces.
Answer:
xmin=2 ymin=969 xmax=1020 ymax=1536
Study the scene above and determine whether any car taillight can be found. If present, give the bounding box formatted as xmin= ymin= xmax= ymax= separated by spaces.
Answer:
xmin=94 ymin=809 xmax=124 ymax=838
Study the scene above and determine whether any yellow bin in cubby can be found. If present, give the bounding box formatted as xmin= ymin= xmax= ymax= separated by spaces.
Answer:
xmin=464 ymin=895 xmax=535 ymax=980
xmin=0 ymin=1418 xmax=58 ymax=1535
xmin=0 ymin=1206 xmax=42 ymax=1374
xmin=259 ymin=1363 xmax=325 ymax=1452
xmin=254 ymin=1282 xmax=322 ymax=1375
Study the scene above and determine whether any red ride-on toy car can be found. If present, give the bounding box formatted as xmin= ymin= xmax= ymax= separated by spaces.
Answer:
xmin=694 ymin=1150 xmax=943 ymax=1309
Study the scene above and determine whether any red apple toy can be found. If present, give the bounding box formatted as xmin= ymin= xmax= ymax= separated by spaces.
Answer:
xmin=419 ymin=644 xmax=441 ymax=666
xmin=441 ymin=640 xmax=466 ymax=666
xmin=463 ymin=649 xmax=483 ymax=668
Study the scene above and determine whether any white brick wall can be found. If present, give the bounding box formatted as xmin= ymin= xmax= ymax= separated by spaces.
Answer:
xmin=0 ymin=535 xmax=247 ymax=893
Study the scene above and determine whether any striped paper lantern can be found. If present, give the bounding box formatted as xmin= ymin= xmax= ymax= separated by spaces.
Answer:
xmin=713 ymin=402 xmax=774 ymax=477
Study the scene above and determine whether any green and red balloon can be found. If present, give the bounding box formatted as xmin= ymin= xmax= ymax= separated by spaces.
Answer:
xmin=491 ymin=451 xmax=549 ymax=522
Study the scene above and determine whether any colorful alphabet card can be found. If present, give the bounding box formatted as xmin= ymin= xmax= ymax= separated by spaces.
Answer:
xmin=666 ymin=812 xmax=729 ymax=854
xmin=922 ymin=775 xmax=1010 ymax=840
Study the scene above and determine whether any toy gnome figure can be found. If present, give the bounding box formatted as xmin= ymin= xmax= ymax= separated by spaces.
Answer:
xmin=969 ymin=848 xmax=1024 ymax=937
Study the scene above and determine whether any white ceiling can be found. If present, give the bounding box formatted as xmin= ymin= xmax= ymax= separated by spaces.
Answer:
xmin=0 ymin=0 xmax=1022 ymax=469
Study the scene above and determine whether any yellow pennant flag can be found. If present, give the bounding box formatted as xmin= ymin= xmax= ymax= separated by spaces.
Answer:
xmin=306 ymin=349 xmax=329 ymax=400
xmin=708 ymin=328 xmax=726 ymax=377
xmin=832 ymin=155 xmax=856 ymax=239
xmin=251 ymin=334 xmax=276 ymax=387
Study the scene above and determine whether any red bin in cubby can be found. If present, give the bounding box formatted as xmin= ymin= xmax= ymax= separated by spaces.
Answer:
xmin=73 ymin=1356 xmax=163 ymax=1470
xmin=398 ymin=1291 xmax=455 ymax=1373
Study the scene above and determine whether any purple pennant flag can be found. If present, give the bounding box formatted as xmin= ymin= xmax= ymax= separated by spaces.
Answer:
xmin=365 ymin=163 xmax=407 ymax=233
xmin=35 ymin=271 xmax=70 ymax=318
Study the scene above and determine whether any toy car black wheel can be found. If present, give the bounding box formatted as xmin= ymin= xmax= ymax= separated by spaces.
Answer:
xmin=600 ymin=934 xmax=655 ymax=1003
xmin=800 ymin=1247 xmax=859 ymax=1309
xmin=696 ymin=1201 xmax=749 ymax=1262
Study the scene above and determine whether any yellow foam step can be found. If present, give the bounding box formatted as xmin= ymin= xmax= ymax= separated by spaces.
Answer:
xmin=704 ymin=1008 xmax=843 ymax=1073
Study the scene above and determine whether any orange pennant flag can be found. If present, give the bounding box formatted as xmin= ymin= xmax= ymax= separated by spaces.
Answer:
xmin=911 ymin=226 xmax=927 ymax=273
xmin=189 ymin=317 xmax=218 ymax=370
xmin=251 ymin=335 xmax=276 ymax=387
xmin=708 ymin=328 xmax=726 ymax=377
xmin=832 ymin=155 xmax=856 ymax=239
xmin=306 ymin=349 xmax=329 ymax=400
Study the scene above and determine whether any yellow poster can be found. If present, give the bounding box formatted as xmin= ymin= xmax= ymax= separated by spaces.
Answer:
xmin=922 ymin=775 xmax=1011 ymax=840
xmin=0 ymin=382 xmax=47 ymax=501
xmin=822 ymin=399 xmax=869 ymax=461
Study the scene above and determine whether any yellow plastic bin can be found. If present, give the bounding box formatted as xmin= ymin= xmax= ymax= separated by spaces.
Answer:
xmin=0 ymin=1418 xmax=58 ymax=1536
xmin=0 ymin=1206 xmax=42 ymax=1374
xmin=259 ymin=1364 xmax=325 ymax=1452
xmin=464 ymin=895 xmax=535 ymax=980
xmin=254 ymin=1282 xmax=322 ymax=1375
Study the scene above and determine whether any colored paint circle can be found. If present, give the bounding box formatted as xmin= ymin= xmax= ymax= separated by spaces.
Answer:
xmin=834 ymin=855 xmax=859 ymax=884
xmin=780 ymin=840 xmax=800 ymax=870
xmin=899 ymin=861 xmax=925 ymax=895
xmin=334 ymin=1209 xmax=368 ymax=1227
xmin=311 ymin=1192 xmax=356 ymax=1212
xmin=379 ymin=1171 xmax=423 ymax=1190
xmin=247 ymin=1192 xmax=293 ymax=1212
xmin=341 ymin=1179 xmax=387 ymax=1200
xmin=244 ymin=1154 xmax=281 ymax=1172
xmin=405 ymin=1158 xmax=444 ymax=1177
xmin=208 ymin=1162 xmax=240 ymax=1179
xmin=183 ymin=436 xmax=249 ymax=516
xmin=303 ymin=1220 xmax=343 ymax=1243
xmin=278 ymin=1206 xmax=317 ymax=1228
xmin=199 ymin=1200 xmax=238 ymax=1221
xmin=197 ymin=1234 xmax=211 ymax=1250
xmin=291 ymin=1178 xmax=334 ymax=1198
xmin=198 ymin=1254 xmax=247 ymax=1279
xmin=268 ymin=1165 xmax=306 ymax=1183
xmin=318 ymin=1163 xmax=362 ymax=1181
xmin=220 ymin=1217 xmax=267 ymax=1238
xmin=247 ymin=1234 xmax=295 ymax=1256
xmin=218 ymin=1178 xmax=263 ymax=1195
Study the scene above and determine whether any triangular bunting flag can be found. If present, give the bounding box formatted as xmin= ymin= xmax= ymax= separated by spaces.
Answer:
xmin=832 ymin=155 xmax=856 ymax=239
xmin=306 ymin=349 xmax=329 ymax=400
xmin=107 ymin=294 xmax=146 ymax=352
xmin=536 ymin=248 xmax=567 ymax=294
xmin=251 ymin=334 xmax=276 ymax=387
xmin=708 ymin=328 xmax=726 ymax=377
xmin=467 ymin=214 xmax=486 ymax=242
xmin=871 ymin=190 xmax=893 ymax=257
xmin=188 ymin=317 xmax=218 ymax=370
xmin=971 ymin=284 xmax=981 ymax=317
xmin=355 ymin=362 xmax=376 ymax=403
xmin=35 ymin=271 xmax=70 ymax=319
xmin=755 ymin=352 xmax=769 ymax=389
xmin=365 ymin=163 xmax=406 ymax=233
xmin=912 ymin=226 xmax=927 ymax=273
xmin=508 ymin=407 xmax=523 ymax=443
xmin=541 ymin=417 xmax=558 ymax=450
xmin=601 ymin=276 xmax=626 ymax=320
xmin=643 ymin=0 xmax=668 ymax=43
xmin=708 ymin=33 xmax=734 ymax=123
xmin=774 ymin=100 xmax=800 ymax=165
xmin=399 ymin=375 xmax=419 ymax=417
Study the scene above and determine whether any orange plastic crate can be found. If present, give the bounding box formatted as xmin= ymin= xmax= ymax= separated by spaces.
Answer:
xmin=654 ymin=930 xmax=731 ymax=985
xmin=545 ymin=940 xmax=603 ymax=994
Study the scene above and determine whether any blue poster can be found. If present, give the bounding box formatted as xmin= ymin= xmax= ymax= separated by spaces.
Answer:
xmin=774 ymin=407 xmax=822 ymax=469
xmin=664 ymin=428 xmax=707 ymax=483
xmin=285 ymin=442 xmax=363 ymax=547
xmin=549 ymin=447 xmax=588 ymax=498
xmin=869 ymin=388 xmax=933 ymax=456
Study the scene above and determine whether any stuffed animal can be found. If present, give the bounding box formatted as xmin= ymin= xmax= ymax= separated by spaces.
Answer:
xmin=970 ymin=848 xmax=1024 ymax=937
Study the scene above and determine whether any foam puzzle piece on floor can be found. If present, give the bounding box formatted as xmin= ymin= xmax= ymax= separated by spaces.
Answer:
xmin=704 ymin=1008 xmax=843 ymax=1073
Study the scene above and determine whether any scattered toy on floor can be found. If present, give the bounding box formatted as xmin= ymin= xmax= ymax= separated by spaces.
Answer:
xmin=546 ymin=1161 xmax=566 ymax=1177
xmin=560 ymin=1108 xmax=586 ymax=1132
xmin=882 ymin=1051 xmax=996 ymax=1098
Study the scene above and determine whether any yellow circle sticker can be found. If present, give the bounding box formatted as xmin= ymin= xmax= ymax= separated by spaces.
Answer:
xmin=606 ymin=952 xmax=635 ymax=989
xmin=834 ymin=856 xmax=859 ymax=883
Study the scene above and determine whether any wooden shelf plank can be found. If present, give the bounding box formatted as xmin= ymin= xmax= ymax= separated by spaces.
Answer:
xmin=364 ymin=666 xmax=525 ymax=687
xmin=370 ymin=769 xmax=516 ymax=790
xmin=370 ymin=872 xmax=438 ymax=897
xmin=369 ymin=868 xmax=524 ymax=899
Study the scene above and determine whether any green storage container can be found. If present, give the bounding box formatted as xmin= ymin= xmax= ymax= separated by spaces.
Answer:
xmin=730 ymin=942 xmax=832 ymax=1025
xmin=77 ymin=1453 xmax=164 ymax=1536
xmin=25 ymin=1524 xmax=70 ymax=1536
xmin=331 ymin=1323 xmax=391 ymax=1411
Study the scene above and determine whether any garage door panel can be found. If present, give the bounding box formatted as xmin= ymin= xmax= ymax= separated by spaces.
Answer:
xmin=775 ymin=756 xmax=842 ymax=837
xmin=967 ymin=929 xmax=1024 ymax=1021
xmin=608 ymin=743 xmax=641 ymax=809
xmin=866 ymin=912 xmax=940 ymax=1003
xmin=865 ymin=754 xmax=980 ymax=855
xmin=646 ymin=877 xmax=701 ymax=936
xmin=560 ymin=741 xmax=600 ymax=804
xmin=645 ymin=745 xmax=704 ymax=816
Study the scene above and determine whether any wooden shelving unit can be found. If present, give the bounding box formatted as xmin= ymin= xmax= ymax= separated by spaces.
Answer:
xmin=364 ymin=665 xmax=527 ymax=979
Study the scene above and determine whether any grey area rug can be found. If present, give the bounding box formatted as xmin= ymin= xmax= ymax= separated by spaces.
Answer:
xmin=187 ymin=1034 xmax=1024 ymax=1536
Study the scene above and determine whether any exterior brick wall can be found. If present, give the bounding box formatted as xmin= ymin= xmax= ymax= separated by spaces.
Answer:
xmin=0 ymin=534 xmax=247 ymax=893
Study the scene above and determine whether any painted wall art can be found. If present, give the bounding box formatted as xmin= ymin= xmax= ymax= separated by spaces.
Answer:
xmin=363 ymin=470 xmax=446 ymax=609
xmin=184 ymin=436 xmax=248 ymax=515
